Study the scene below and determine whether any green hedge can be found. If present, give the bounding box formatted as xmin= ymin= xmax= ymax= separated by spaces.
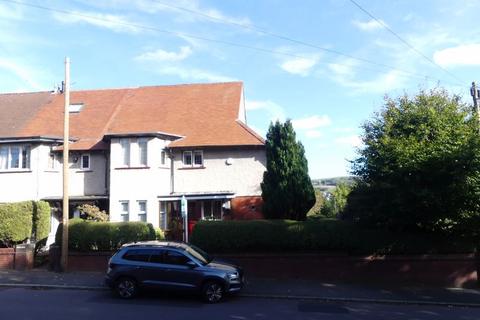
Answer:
xmin=0 ymin=201 xmax=34 ymax=245
xmin=190 ymin=219 xmax=475 ymax=254
xmin=33 ymin=201 xmax=51 ymax=242
xmin=55 ymin=218 xmax=157 ymax=251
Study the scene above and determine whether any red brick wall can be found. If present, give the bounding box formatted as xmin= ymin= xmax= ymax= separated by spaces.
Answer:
xmin=230 ymin=196 xmax=264 ymax=220
xmin=0 ymin=248 xmax=14 ymax=269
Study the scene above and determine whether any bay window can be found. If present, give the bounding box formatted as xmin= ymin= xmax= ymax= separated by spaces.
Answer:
xmin=0 ymin=145 xmax=30 ymax=170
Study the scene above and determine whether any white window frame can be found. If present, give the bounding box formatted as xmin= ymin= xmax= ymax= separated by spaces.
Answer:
xmin=193 ymin=150 xmax=203 ymax=167
xmin=137 ymin=200 xmax=147 ymax=222
xmin=0 ymin=145 xmax=30 ymax=171
xmin=120 ymin=138 xmax=130 ymax=167
xmin=159 ymin=201 xmax=167 ymax=230
xmin=160 ymin=149 xmax=167 ymax=167
xmin=80 ymin=154 xmax=90 ymax=170
xmin=120 ymin=201 xmax=129 ymax=222
xmin=138 ymin=138 xmax=148 ymax=166
xmin=183 ymin=151 xmax=192 ymax=166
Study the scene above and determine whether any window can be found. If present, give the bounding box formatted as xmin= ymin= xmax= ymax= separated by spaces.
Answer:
xmin=160 ymin=149 xmax=166 ymax=166
xmin=149 ymin=249 xmax=165 ymax=264
xmin=193 ymin=151 xmax=203 ymax=166
xmin=183 ymin=151 xmax=192 ymax=166
xmin=183 ymin=150 xmax=203 ymax=167
xmin=159 ymin=201 xmax=167 ymax=230
xmin=48 ymin=152 xmax=57 ymax=170
xmin=164 ymin=250 xmax=191 ymax=266
xmin=68 ymin=103 xmax=84 ymax=113
xmin=120 ymin=201 xmax=129 ymax=222
xmin=80 ymin=154 xmax=90 ymax=170
xmin=123 ymin=249 xmax=152 ymax=262
xmin=0 ymin=145 xmax=30 ymax=170
xmin=138 ymin=200 xmax=147 ymax=222
xmin=138 ymin=138 xmax=148 ymax=166
xmin=120 ymin=139 xmax=130 ymax=166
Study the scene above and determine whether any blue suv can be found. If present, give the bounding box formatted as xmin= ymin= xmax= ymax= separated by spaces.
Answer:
xmin=105 ymin=241 xmax=245 ymax=303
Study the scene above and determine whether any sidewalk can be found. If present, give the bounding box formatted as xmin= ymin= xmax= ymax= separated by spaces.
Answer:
xmin=1 ymin=269 xmax=479 ymax=307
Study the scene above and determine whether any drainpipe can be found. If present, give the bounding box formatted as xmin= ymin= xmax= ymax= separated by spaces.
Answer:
xmin=168 ymin=148 xmax=174 ymax=194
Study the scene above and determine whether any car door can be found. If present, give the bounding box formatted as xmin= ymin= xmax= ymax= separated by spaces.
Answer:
xmin=161 ymin=249 xmax=203 ymax=291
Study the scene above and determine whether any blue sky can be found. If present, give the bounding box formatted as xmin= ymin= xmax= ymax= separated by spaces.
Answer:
xmin=1 ymin=0 xmax=479 ymax=178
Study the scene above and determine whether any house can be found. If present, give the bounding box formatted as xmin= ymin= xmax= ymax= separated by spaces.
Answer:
xmin=0 ymin=82 xmax=266 ymax=242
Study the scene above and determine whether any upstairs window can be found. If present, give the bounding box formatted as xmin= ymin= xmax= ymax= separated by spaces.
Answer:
xmin=0 ymin=145 xmax=30 ymax=170
xmin=69 ymin=103 xmax=84 ymax=113
xmin=182 ymin=150 xmax=203 ymax=167
xmin=160 ymin=149 xmax=167 ymax=166
xmin=120 ymin=139 xmax=130 ymax=166
xmin=138 ymin=138 xmax=148 ymax=166
xmin=138 ymin=200 xmax=147 ymax=222
xmin=80 ymin=154 xmax=90 ymax=170
xmin=120 ymin=201 xmax=129 ymax=222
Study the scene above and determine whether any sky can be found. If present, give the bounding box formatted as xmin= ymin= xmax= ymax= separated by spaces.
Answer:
xmin=1 ymin=0 xmax=480 ymax=179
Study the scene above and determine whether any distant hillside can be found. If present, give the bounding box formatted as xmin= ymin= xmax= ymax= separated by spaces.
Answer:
xmin=312 ymin=176 xmax=355 ymax=188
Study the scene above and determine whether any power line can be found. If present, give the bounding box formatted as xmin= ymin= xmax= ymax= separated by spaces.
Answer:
xmin=2 ymin=0 xmax=461 ymax=86
xmin=348 ymin=0 xmax=465 ymax=86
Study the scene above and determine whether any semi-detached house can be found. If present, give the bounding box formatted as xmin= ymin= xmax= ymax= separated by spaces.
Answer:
xmin=0 ymin=82 xmax=266 ymax=243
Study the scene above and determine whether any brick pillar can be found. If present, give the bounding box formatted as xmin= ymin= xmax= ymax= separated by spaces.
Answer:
xmin=14 ymin=244 xmax=34 ymax=270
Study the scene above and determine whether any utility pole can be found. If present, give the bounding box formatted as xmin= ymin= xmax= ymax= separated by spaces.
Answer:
xmin=470 ymin=82 xmax=480 ymax=132
xmin=61 ymin=57 xmax=70 ymax=272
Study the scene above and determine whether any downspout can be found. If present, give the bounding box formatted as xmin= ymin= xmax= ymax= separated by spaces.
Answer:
xmin=168 ymin=148 xmax=174 ymax=194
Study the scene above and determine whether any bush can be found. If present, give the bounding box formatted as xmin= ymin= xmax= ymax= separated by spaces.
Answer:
xmin=33 ymin=201 xmax=51 ymax=242
xmin=0 ymin=201 xmax=34 ymax=246
xmin=55 ymin=218 xmax=156 ymax=251
xmin=155 ymin=228 xmax=165 ymax=240
xmin=76 ymin=204 xmax=108 ymax=222
xmin=190 ymin=219 xmax=474 ymax=254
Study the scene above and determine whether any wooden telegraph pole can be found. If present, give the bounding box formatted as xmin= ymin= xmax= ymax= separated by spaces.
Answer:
xmin=61 ymin=57 xmax=70 ymax=271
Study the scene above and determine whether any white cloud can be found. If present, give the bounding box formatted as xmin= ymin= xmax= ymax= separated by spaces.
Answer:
xmin=154 ymin=65 xmax=235 ymax=83
xmin=280 ymin=57 xmax=319 ymax=76
xmin=52 ymin=10 xmax=141 ymax=34
xmin=245 ymin=100 xmax=286 ymax=122
xmin=305 ymin=130 xmax=322 ymax=139
xmin=352 ymin=19 xmax=386 ymax=31
xmin=292 ymin=115 xmax=331 ymax=130
xmin=135 ymin=46 xmax=193 ymax=62
xmin=433 ymin=44 xmax=480 ymax=67
xmin=335 ymin=135 xmax=362 ymax=147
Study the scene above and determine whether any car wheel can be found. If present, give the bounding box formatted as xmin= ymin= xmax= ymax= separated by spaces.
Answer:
xmin=115 ymin=277 xmax=138 ymax=299
xmin=202 ymin=281 xmax=224 ymax=303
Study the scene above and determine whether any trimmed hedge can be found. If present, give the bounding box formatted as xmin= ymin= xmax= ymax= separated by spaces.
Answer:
xmin=190 ymin=219 xmax=475 ymax=254
xmin=55 ymin=218 xmax=157 ymax=251
xmin=0 ymin=201 xmax=34 ymax=245
xmin=33 ymin=201 xmax=51 ymax=242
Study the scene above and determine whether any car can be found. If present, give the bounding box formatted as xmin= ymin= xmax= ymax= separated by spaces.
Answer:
xmin=105 ymin=241 xmax=245 ymax=303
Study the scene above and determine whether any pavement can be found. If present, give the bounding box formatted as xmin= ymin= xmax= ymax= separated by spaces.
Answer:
xmin=1 ymin=268 xmax=480 ymax=307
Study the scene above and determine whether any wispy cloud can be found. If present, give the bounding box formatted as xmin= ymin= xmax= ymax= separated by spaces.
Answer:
xmin=305 ymin=130 xmax=322 ymax=139
xmin=433 ymin=43 xmax=480 ymax=67
xmin=292 ymin=115 xmax=331 ymax=130
xmin=0 ymin=57 xmax=44 ymax=91
xmin=135 ymin=46 xmax=193 ymax=62
xmin=154 ymin=65 xmax=235 ymax=83
xmin=335 ymin=135 xmax=362 ymax=147
xmin=352 ymin=19 xmax=386 ymax=32
xmin=52 ymin=10 xmax=142 ymax=34
xmin=245 ymin=100 xmax=286 ymax=122
xmin=280 ymin=56 xmax=319 ymax=76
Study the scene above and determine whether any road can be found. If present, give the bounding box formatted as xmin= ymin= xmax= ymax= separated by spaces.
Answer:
xmin=0 ymin=287 xmax=479 ymax=320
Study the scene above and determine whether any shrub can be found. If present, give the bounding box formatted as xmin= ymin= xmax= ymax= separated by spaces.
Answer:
xmin=76 ymin=204 xmax=108 ymax=222
xmin=33 ymin=201 xmax=51 ymax=242
xmin=155 ymin=228 xmax=165 ymax=240
xmin=0 ymin=201 xmax=34 ymax=246
xmin=190 ymin=219 xmax=474 ymax=254
xmin=56 ymin=219 xmax=156 ymax=251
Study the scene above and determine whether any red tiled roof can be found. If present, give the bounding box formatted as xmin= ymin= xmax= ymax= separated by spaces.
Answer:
xmin=14 ymin=82 xmax=264 ymax=150
xmin=0 ymin=92 xmax=53 ymax=138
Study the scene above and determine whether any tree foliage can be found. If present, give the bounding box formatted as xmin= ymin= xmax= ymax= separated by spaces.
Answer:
xmin=261 ymin=120 xmax=316 ymax=220
xmin=320 ymin=183 xmax=352 ymax=218
xmin=345 ymin=88 xmax=480 ymax=235
xmin=77 ymin=204 xmax=109 ymax=222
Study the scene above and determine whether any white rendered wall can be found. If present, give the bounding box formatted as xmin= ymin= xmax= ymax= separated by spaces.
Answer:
xmin=173 ymin=148 xmax=266 ymax=196
xmin=109 ymin=137 xmax=171 ymax=227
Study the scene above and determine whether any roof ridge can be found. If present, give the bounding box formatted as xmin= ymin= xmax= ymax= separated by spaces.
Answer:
xmin=0 ymin=91 xmax=54 ymax=96
xmin=69 ymin=81 xmax=243 ymax=93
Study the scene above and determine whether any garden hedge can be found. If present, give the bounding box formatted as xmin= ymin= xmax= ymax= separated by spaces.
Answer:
xmin=33 ymin=201 xmax=51 ymax=242
xmin=55 ymin=218 xmax=159 ymax=251
xmin=190 ymin=219 xmax=474 ymax=254
xmin=0 ymin=201 xmax=34 ymax=245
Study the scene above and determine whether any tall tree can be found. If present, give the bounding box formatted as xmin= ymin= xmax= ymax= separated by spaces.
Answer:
xmin=345 ymin=88 xmax=480 ymax=235
xmin=261 ymin=120 xmax=315 ymax=220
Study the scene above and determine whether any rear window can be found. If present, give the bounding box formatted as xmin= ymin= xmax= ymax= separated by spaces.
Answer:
xmin=122 ymin=249 xmax=151 ymax=262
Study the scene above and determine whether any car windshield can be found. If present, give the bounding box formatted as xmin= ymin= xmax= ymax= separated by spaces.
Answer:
xmin=186 ymin=244 xmax=212 ymax=265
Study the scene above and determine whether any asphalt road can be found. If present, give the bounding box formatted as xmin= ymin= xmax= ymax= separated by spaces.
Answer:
xmin=0 ymin=287 xmax=479 ymax=320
